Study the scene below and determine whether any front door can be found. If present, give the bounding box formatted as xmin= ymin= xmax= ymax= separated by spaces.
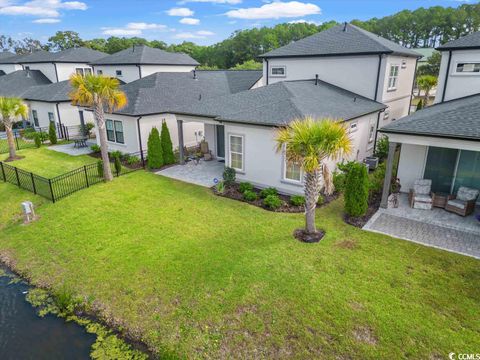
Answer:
xmin=216 ymin=125 xmax=225 ymax=159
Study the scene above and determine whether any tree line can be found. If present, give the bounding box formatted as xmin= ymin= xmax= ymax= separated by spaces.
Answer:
xmin=1 ymin=3 xmax=479 ymax=69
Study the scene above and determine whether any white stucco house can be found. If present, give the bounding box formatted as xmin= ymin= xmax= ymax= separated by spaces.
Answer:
xmin=379 ymin=30 xmax=480 ymax=208
xmin=0 ymin=51 xmax=23 ymax=74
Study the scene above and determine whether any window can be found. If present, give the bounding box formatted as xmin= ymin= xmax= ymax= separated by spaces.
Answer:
xmin=229 ymin=135 xmax=244 ymax=171
xmin=84 ymin=68 xmax=92 ymax=75
xmin=24 ymin=66 xmax=30 ymax=70
xmin=76 ymin=68 xmax=84 ymax=76
xmin=48 ymin=112 xmax=55 ymax=123
xmin=32 ymin=110 xmax=39 ymax=127
xmin=97 ymin=70 xmax=103 ymax=75
xmin=116 ymin=70 xmax=123 ymax=76
xmin=455 ymin=62 xmax=480 ymax=73
xmin=387 ymin=64 xmax=399 ymax=90
xmin=349 ymin=122 xmax=358 ymax=133
xmin=368 ymin=125 xmax=375 ymax=143
xmin=284 ymin=150 xmax=302 ymax=183
xmin=270 ymin=66 xmax=286 ymax=77
xmin=106 ymin=119 xmax=124 ymax=144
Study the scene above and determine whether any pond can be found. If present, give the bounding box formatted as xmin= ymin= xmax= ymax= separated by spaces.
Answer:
xmin=0 ymin=267 xmax=95 ymax=359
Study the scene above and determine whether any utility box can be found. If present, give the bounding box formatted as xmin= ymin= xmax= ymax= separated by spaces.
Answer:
xmin=364 ymin=156 xmax=379 ymax=170
xmin=21 ymin=201 xmax=35 ymax=223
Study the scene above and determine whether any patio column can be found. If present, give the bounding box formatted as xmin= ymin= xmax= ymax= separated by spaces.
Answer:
xmin=380 ymin=141 xmax=398 ymax=209
xmin=177 ymin=119 xmax=185 ymax=165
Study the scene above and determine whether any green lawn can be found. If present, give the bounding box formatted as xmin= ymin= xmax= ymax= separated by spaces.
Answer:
xmin=0 ymin=169 xmax=478 ymax=359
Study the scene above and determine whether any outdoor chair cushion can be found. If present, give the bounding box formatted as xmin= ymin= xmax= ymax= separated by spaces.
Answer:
xmin=414 ymin=194 xmax=433 ymax=203
xmin=413 ymin=179 xmax=432 ymax=195
xmin=456 ymin=187 xmax=479 ymax=202
xmin=447 ymin=199 xmax=467 ymax=210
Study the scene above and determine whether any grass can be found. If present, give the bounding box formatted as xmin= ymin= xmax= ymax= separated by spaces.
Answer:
xmin=0 ymin=168 xmax=478 ymax=359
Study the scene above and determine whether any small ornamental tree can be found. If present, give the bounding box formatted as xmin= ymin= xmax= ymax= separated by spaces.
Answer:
xmin=160 ymin=120 xmax=175 ymax=165
xmin=147 ymin=127 xmax=163 ymax=169
xmin=344 ymin=162 xmax=369 ymax=217
xmin=49 ymin=121 xmax=58 ymax=145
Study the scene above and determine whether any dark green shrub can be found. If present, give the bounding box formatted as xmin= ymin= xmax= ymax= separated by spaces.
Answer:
xmin=85 ymin=122 xmax=95 ymax=137
xmin=147 ymin=127 xmax=163 ymax=169
xmin=344 ymin=162 xmax=369 ymax=217
xmin=374 ymin=136 xmax=389 ymax=160
xmin=215 ymin=181 xmax=225 ymax=194
xmin=317 ymin=194 xmax=324 ymax=206
xmin=114 ymin=153 xmax=122 ymax=175
xmin=110 ymin=150 xmax=122 ymax=159
xmin=263 ymin=194 xmax=283 ymax=209
xmin=290 ymin=195 xmax=305 ymax=206
xmin=243 ymin=190 xmax=258 ymax=201
xmin=260 ymin=187 xmax=278 ymax=199
xmin=126 ymin=155 xmax=140 ymax=165
xmin=368 ymin=162 xmax=386 ymax=195
xmin=223 ymin=167 xmax=236 ymax=186
xmin=97 ymin=160 xmax=103 ymax=177
xmin=161 ymin=120 xmax=175 ymax=165
xmin=239 ymin=182 xmax=253 ymax=193
xmin=23 ymin=127 xmax=37 ymax=140
xmin=34 ymin=133 xmax=42 ymax=148
xmin=48 ymin=122 xmax=57 ymax=145
xmin=332 ymin=170 xmax=346 ymax=193
xmin=90 ymin=144 xmax=101 ymax=153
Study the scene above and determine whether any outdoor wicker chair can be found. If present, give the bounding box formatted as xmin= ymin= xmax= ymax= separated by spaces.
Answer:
xmin=445 ymin=186 xmax=479 ymax=217
xmin=408 ymin=179 xmax=434 ymax=210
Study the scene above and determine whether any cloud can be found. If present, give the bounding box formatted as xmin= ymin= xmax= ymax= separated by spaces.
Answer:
xmin=179 ymin=0 xmax=242 ymax=4
xmin=179 ymin=17 xmax=199 ymax=25
xmin=167 ymin=7 xmax=193 ymax=16
xmin=126 ymin=22 xmax=167 ymax=30
xmin=225 ymin=1 xmax=320 ymax=20
xmin=288 ymin=19 xmax=320 ymax=25
xmin=32 ymin=17 xmax=60 ymax=23
xmin=0 ymin=0 xmax=87 ymax=17
xmin=175 ymin=30 xmax=215 ymax=39
xmin=102 ymin=22 xmax=168 ymax=37
xmin=102 ymin=28 xmax=142 ymax=36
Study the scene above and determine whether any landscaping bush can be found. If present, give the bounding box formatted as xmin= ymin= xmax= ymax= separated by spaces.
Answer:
xmin=215 ymin=181 xmax=225 ymax=194
xmin=223 ymin=167 xmax=236 ymax=186
xmin=85 ymin=122 xmax=95 ymax=137
xmin=91 ymin=144 xmax=101 ymax=153
xmin=110 ymin=150 xmax=122 ymax=159
xmin=97 ymin=160 xmax=103 ymax=177
xmin=260 ymin=187 xmax=278 ymax=199
xmin=126 ymin=155 xmax=140 ymax=166
xmin=263 ymin=194 xmax=283 ymax=209
xmin=34 ymin=133 xmax=42 ymax=148
xmin=290 ymin=195 xmax=305 ymax=206
xmin=368 ymin=162 xmax=386 ymax=195
xmin=48 ymin=122 xmax=57 ymax=145
xmin=344 ymin=162 xmax=369 ymax=217
xmin=23 ymin=127 xmax=37 ymax=140
xmin=161 ymin=120 xmax=175 ymax=165
xmin=317 ymin=194 xmax=324 ymax=206
xmin=374 ymin=136 xmax=389 ymax=161
xmin=239 ymin=182 xmax=253 ymax=193
xmin=243 ymin=190 xmax=258 ymax=201
xmin=114 ymin=153 xmax=122 ymax=175
xmin=332 ymin=170 xmax=346 ymax=194
xmin=147 ymin=127 xmax=163 ymax=169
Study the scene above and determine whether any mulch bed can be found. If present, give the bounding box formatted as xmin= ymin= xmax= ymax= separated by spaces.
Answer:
xmin=344 ymin=192 xmax=382 ymax=228
xmin=214 ymin=183 xmax=338 ymax=213
xmin=293 ymin=228 xmax=325 ymax=243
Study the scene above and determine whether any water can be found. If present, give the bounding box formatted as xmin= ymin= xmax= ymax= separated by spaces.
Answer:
xmin=0 ymin=268 xmax=96 ymax=360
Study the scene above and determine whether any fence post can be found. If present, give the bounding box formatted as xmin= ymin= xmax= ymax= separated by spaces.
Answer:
xmin=30 ymin=172 xmax=37 ymax=194
xmin=14 ymin=166 xmax=20 ymax=186
xmin=84 ymin=165 xmax=89 ymax=187
xmin=14 ymin=131 xmax=20 ymax=150
xmin=49 ymin=178 xmax=55 ymax=203
xmin=0 ymin=162 xmax=5 ymax=182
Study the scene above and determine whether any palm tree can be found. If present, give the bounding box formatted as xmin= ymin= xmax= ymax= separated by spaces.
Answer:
xmin=416 ymin=75 xmax=438 ymax=107
xmin=69 ymin=74 xmax=127 ymax=181
xmin=0 ymin=97 xmax=28 ymax=161
xmin=275 ymin=117 xmax=352 ymax=237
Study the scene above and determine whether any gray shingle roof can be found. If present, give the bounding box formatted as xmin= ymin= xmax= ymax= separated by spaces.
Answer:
xmin=90 ymin=45 xmax=199 ymax=66
xmin=18 ymin=47 xmax=107 ymax=64
xmin=0 ymin=52 xmax=28 ymax=64
xmin=178 ymin=79 xmax=386 ymax=126
xmin=0 ymin=70 xmax=5 ymax=76
xmin=0 ymin=51 xmax=16 ymax=60
xmin=23 ymin=80 xmax=72 ymax=102
xmin=116 ymin=70 xmax=262 ymax=116
xmin=0 ymin=70 xmax=51 ymax=97
xmin=437 ymin=31 xmax=480 ymax=50
xmin=380 ymin=94 xmax=480 ymax=141
xmin=260 ymin=23 xmax=421 ymax=58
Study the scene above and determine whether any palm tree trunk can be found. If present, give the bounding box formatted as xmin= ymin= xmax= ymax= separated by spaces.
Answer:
xmin=304 ymin=168 xmax=321 ymax=234
xmin=93 ymin=100 xmax=113 ymax=182
xmin=4 ymin=119 xmax=16 ymax=160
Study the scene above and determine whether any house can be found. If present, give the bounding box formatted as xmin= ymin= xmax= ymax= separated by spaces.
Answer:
xmin=0 ymin=70 xmax=51 ymax=98
xmin=89 ymin=45 xmax=199 ymax=83
xmin=379 ymin=30 xmax=480 ymax=208
xmin=436 ymin=31 xmax=480 ymax=103
xmin=0 ymin=51 xmax=24 ymax=74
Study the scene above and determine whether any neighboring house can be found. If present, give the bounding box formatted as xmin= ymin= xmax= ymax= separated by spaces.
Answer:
xmin=90 ymin=45 xmax=199 ymax=83
xmin=0 ymin=52 xmax=24 ymax=74
xmin=0 ymin=70 xmax=51 ymax=98
xmin=436 ymin=31 xmax=480 ymax=103
xmin=379 ymin=30 xmax=480 ymax=208
xmin=259 ymin=23 xmax=420 ymax=126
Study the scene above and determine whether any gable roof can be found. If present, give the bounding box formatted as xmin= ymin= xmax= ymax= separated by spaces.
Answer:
xmin=0 ymin=52 xmax=28 ymax=64
xmin=0 ymin=51 xmax=16 ymax=61
xmin=18 ymin=47 xmax=107 ymax=64
xmin=0 ymin=70 xmax=51 ymax=97
xmin=23 ymin=80 xmax=72 ymax=102
xmin=437 ymin=31 xmax=480 ymax=51
xmin=115 ymin=70 xmax=261 ymax=116
xmin=178 ymin=79 xmax=386 ymax=126
xmin=380 ymin=94 xmax=480 ymax=141
xmin=260 ymin=23 xmax=421 ymax=59
xmin=90 ymin=45 xmax=199 ymax=66
xmin=0 ymin=70 xmax=5 ymax=76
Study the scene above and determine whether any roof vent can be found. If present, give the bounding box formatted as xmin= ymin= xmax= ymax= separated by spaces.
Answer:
xmin=315 ymin=74 xmax=319 ymax=85
xmin=353 ymin=97 xmax=357 ymax=102
xmin=132 ymin=45 xmax=135 ymax=52
xmin=26 ymin=69 xmax=30 ymax=78
xmin=343 ymin=22 xmax=348 ymax=32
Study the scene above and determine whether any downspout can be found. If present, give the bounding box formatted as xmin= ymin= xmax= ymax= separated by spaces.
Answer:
xmin=373 ymin=54 xmax=382 ymax=101
xmin=265 ymin=58 xmax=269 ymax=85
xmin=373 ymin=109 xmax=385 ymax=153
xmin=136 ymin=116 xmax=145 ymax=167
xmin=53 ymin=62 xmax=59 ymax=82
xmin=441 ymin=50 xmax=452 ymax=103
xmin=137 ymin=65 xmax=142 ymax=79
xmin=408 ymin=58 xmax=419 ymax=115
xmin=55 ymin=103 xmax=64 ymax=139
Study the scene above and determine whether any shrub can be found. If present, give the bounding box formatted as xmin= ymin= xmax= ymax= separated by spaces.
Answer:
xmin=34 ymin=133 xmax=42 ymax=148
xmin=317 ymin=194 xmax=324 ymax=206
xmin=290 ymin=195 xmax=305 ymax=206
xmin=223 ymin=167 xmax=236 ymax=186
xmin=416 ymin=98 xmax=423 ymax=110
xmin=374 ymin=135 xmax=389 ymax=160
xmin=90 ymin=144 xmax=101 ymax=153
xmin=215 ymin=181 xmax=225 ymax=194
xmin=344 ymin=162 xmax=369 ymax=217
xmin=48 ymin=122 xmax=57 ymax=145
xmin=97 ymin=160 xmax=103 ymax=177
xmin=368 ymin=162 xmax=386 ymax=195
xmin=161 ymin=120 xmax=175 ymax=165
xmin=113 ymin=153 xmax=122 ymax=175
xmin=239 ymin=182 xmax=253 ymax=193
xmin=85 ymin=122 xmax=95 ymax=137
xmin=260 ymin=187 xmax=278 ymax=199
xmin=332 ymin=170 xmax=346 ymax=194
xmin=263 ymin=194 xmax=283 ymax=209
xmin=126 ymin=155 xmax=140 ymax=165
xmin=23 ymin=127 xmax=37 ymax=140
xmin=110 ymin=150 xmax=122 ymax=159
xmin=147 ymin=127 xmax=163 ymax=169
xmin=243 ymin=190 xmax=258 ymax=201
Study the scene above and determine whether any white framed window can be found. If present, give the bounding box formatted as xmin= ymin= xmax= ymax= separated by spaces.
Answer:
xmin=76 ymin=68 xmax=84 ymax=76
xmin=48 ymin=112 xmax=55 ymax=123
xmin=97 ymin=70 xmax=103 ymax=75
xmin=31 ymin=110 xmax=39 ymax=127
xmin=84 ymin=68 xmax=92 ymax=75
xmin=368 ymin=124 xmax=375 ymax=143
xmin=229 ymin=134 xmax=244 ymax=172
xmin=283 ymin=150 xmax=302 ymax=183
xmin=387 ymin=64 xmax=399 ymax=90
xmin=455 ymin=62 xmax=480 ymax=74
xmin=24 ymin=66 xmax=30 ymax=70
xmin=270 ymin=66 xmax=286 ymax=77
xmin=116 ymin=70 xmax=123 ymax=76
xmin=349 ymin=122 xmax=358 ymax=133
xmin=106 ymin=119 xmax=124 ymax=144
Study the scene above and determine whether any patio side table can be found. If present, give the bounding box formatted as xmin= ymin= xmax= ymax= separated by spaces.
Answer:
xmin=432 ymin=192 xmax=449 ymax=208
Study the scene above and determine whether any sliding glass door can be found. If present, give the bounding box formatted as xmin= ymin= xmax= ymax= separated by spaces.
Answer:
xmin=454 ymin=150 xmax=480 ymax=193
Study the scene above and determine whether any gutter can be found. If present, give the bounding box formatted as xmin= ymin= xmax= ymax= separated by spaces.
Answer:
xmin=373 ymin=54 xmax=382 ymax=101
xmin=53 ymin=62 xmax=59 ymax=82
xmin=137 ymin=65 xmax=142 ymax=79
xmin=265 ymin=59 xmax=269 ymax=85
xmin=408 ymin=58 xmax=419 ymax=115
xmin=379 ymin=129 xmax=480 ymax=142
xmin=373 ymin=108 xmax=386 ymax=152
xmin=441 ymin=50 xmax=452 ymax=103
xmin=136 ymin=116 xmax=145 ymax=165
xmin=55 ymin=102 xmax=63 ymax=137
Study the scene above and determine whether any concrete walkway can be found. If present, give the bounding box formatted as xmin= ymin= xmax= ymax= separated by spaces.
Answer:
xmin=156 ymin=160 xmax=224 ymax=187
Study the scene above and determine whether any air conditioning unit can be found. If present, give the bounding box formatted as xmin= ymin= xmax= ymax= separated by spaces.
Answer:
xmin=364 ymin=156 xmax=379 ymax=170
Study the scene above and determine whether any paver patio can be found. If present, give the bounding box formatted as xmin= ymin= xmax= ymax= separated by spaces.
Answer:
xmin=49 ymin=141 xmax=96 ymax=156
xmin=156 ymin=159 xmax=224 ymax=187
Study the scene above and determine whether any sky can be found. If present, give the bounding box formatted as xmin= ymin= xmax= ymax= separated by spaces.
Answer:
xmin=0 ymin=0 xmax=473 ymax=45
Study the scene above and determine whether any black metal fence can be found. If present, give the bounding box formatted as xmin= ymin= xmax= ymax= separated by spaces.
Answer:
xmin=0 ymin=152 xmax=144 ymax=202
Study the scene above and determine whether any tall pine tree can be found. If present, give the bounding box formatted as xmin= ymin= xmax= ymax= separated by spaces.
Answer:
xmin=161 ymin=120 xmax=175 ymax=165
xmin=147 ymin=127 xmax=163 ymax=169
